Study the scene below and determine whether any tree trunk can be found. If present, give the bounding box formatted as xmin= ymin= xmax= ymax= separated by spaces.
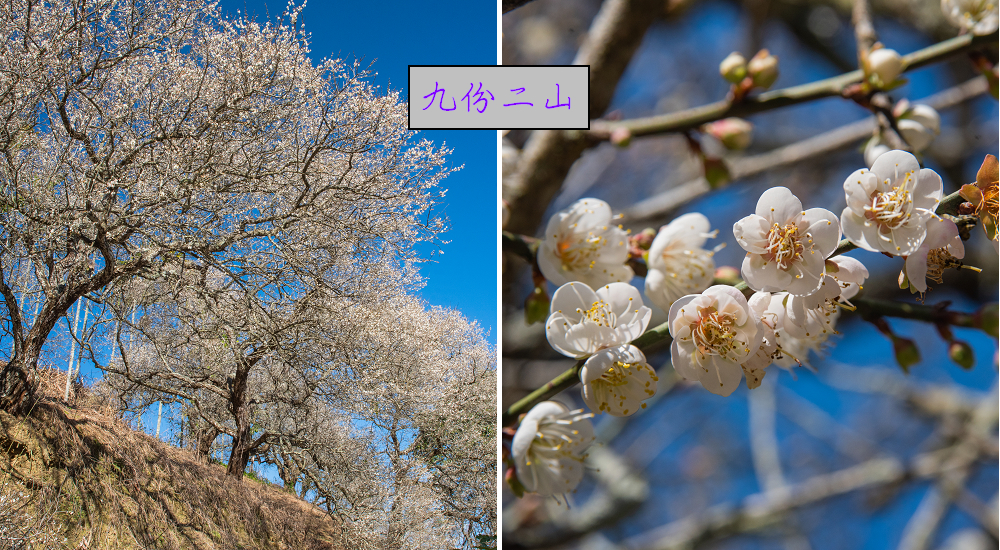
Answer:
xmin=193 ymin=425 xmax=219 ymax=461
xmin=0 ymin=357 xmax=35 ymax=415
xmin=226 ymin=366 xmax=252 ymax=477
xmin=226 ymin=419 xmax=253 ymax=477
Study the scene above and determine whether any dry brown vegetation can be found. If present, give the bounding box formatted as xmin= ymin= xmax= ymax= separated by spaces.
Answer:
xmin=0 ymin=368 xmax=343 ymax=550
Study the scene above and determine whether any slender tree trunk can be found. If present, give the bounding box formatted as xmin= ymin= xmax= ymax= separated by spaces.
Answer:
xmin=155 ymin=401 xmax=163 ymax=438
xmin=194 ymin=425 xmax=218 ymax=461
xmin=226 ymin=367 xmax=252 ymax=477
xmin=64 ymin=300 xmax=82 ymax=402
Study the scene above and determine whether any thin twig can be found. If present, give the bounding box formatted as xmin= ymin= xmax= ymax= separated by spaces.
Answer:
xmin=619 ymin=77 xmax=988 ymax=224
xmin=852 ymin=0 xmax=878 ymax=62
xmin=586 ymin=31 xmax=997 ymax=140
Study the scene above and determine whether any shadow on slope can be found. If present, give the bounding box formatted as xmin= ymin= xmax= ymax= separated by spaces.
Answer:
xmin=0 ymin=368 xmax=341 ymax=550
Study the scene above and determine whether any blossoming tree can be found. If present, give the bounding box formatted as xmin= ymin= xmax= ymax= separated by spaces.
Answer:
xmin=0 ymin=1 xmax=495 ymax=548
xmin=0 ymin=0 xmax=448 ymax=412
xmin=502 ymin=0 xmax=998 ymax=546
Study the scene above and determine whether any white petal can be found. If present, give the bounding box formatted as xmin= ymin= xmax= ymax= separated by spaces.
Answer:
xmin=698 ymin=354 xmax=744 ymax=397
xmin=756 ymin=186 xmax=803 ymax=224
xmin=733 ymin=214 xmax=769 ymax=254
xmin=870 ymin=150 xmax=920 ymax=185
xmin=801 ymin=208 xmax=842 ymax=257
xmin=897 ymin=119 xmax=935 ymax=151
xmin=550 ymin=282 xmax=599 ymax=321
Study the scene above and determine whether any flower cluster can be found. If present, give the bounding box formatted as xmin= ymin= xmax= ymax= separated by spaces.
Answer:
xmin=545 ymin=281 xmax=657 ymax=416
xmin=514 ymin=146 xmax=988 ymax=498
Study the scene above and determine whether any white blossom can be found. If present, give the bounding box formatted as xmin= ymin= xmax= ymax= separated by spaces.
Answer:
xmin=746 ymin=256 xmax=865 ymax=371
xmin=904 ymin=214 xmax=966 ymax=294
xmin=742 ymin=292 xmax=779 ymax=389
xmin=545 ymin=282 xmax=651 ymax=359
xmin=867 ymin=48 xmax=903 ymax=86
xmin=942 ymin=0 xmax=999 ymax=34
xmin=864 ymin=135 xmax=892 ymax=167
xmin=733 ymin=187 xmax=841 ymax=296
xmin=841 ymin=150 xmax=943 ymax=256
xmin=897 ymin=104 xmax=941 ymax=151
xmin=511 ymin=401 xmax=596 ymax=497
xmin=755 ymin=291 xmax=840 ymax=369
xmin=644 ymin=213 xmax=718 ymax=312
xmin=537 ymin=198 xmax=634 ymax=287
xmin=668 ymin=285 xmax=763 ymax=396
xmin=797 ymin=255 xmax=870 ymax=311
xmin=580 ymin=344 xmax=658 ymax=416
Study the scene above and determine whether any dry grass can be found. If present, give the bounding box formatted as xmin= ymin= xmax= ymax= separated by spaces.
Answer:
xmin=0 ymin=368 xmax=343 ymax=550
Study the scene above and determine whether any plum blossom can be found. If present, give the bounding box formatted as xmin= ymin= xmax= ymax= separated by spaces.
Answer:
xmin=897 ymin=104 xmax=941 ymax=152
xmin=734 ymin=187 xmax=841 ymax=296
xmin=864 ymin=134 xmax=892 ymax=168
xmin=903 ymin=215 xmax=966 ymax=294
xmin=742 ymin=292 xmax=779 ymax=389
xmin=644 ymin=213 xmax=718 ymax=312
xmin=538 ymin=198 xmax=634 ymax=287
xmin=511 ymin=401 xmax=596 ymax=497
xmin=941 ymin=0 xmax=999 ymax=34
xmin=749 ymin=257 xmax=866 ymax=371
xmin=668 ymin=286 xmax=763 ymax=396
xmin=580 ymin=345 xmax=658 ymax=416
xmin=796 ymin=256 xmax=870 ymax=311
xmin=754 ymin=291 xmax=840 ymax=370
xmin=545 ymin=282 xmax=651 ymax=359
xmin=841 ymin=150 xmax=943 ymax=256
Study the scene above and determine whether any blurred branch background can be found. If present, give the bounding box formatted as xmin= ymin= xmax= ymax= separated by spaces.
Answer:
xmin=501 ymin=0 xmax=998 ymax=547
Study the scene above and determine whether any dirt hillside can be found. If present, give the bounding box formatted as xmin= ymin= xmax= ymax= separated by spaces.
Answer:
xmin=0 ymin=368 xmax=342 ymax=550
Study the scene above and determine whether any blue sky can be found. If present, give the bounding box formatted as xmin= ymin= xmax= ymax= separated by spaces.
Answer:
xmin=219 ymin=0 xmax=498 ymax=338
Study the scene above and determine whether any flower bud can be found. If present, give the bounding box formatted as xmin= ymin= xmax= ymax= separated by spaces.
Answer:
xmin=867 ymin=47 xmax=903 ymax=87
xmin=948 ymin=340 xmax=975 ymax=370
xmin=702 ymin=157 xmax=731 ymax=189
xmin=719 ymin=51 xmax=747 ymax=84
xmin=610 ymin=127 xmax=632 ymax=147
xmin=897 ymin=104 xmax=940 ymax=151
xmin=703 ymin=118 xmax=753 ymax=150
xmin=892 ymin=336 xmax=921 ymax=372
xmin=505 ymin=466 xmax=525 ymax=498
xmin=905 ymin=104 xmax=940 ymax=134
xmin=524 ymin=286 xmax=550 ymax=325
xmin=978 ymin=303 xmax=999 ymax=339
xmin=747 ymin=49 xmax=779 ymax=89
xmin=631 ymin=227 xmax=657 ymax=251
xmin=864 ymin=135 xmax=891 ymax=167
xmin=714 ymin=265 xmax=741 ymax=283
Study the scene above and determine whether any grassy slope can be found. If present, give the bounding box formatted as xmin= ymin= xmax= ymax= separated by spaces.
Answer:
xmin=0 ymin=370 xmax=342 ymax=550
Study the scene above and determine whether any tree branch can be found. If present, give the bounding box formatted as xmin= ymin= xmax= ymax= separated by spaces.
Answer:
xmin=504 ymin=0 xmax=663 ymax=235
xmin=620 ymin=77 xmax=989 ymax=224
xmin=587 ymin=31 xmax=997 ymax=140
